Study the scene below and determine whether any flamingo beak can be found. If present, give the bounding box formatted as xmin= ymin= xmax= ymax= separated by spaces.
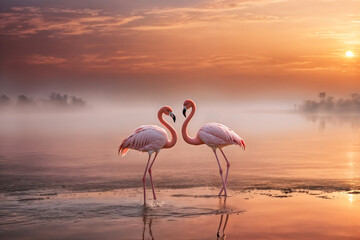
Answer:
xmin=183 ymin=106 xmax=187 ymax=118
xmin=169 ymin=112 xmax=176 ymax=122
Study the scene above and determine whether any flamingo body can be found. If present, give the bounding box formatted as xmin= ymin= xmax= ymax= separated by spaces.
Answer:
xmin=182 ymin=99 xmax=245 ymax=196
xmin=119 ymin=125 xmax=168 ymax=156
xmin=118 ymin=106 xmax=177 ymax=205
xmin=197 ymin=122 xmax=245 ymax=149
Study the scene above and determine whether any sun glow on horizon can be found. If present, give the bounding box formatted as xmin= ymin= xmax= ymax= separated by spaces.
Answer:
xmin=346 ymin=51 xmax=354 ymax=57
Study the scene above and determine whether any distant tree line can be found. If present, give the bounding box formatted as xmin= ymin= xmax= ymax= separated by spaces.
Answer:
xmin=298 ymin=92 xmax=360 ymax=113
xmin=0 ymin=94 xmax=10 ymax=104
xmin=48 ymin=92 xmax=85 ymax=107
xmin=0 ymin=92 xmax=86 ymax=108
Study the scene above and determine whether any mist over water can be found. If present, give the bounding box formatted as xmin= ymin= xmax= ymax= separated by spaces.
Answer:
xmin=1 ymin=98 xmax=360 ymax=240
xmin=1 ymin=99 xmax=359 ymax=194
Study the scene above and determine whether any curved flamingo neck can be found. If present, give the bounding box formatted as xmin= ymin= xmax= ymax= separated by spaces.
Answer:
xmin=181 ymin=101 xmax=203 ymax=145
xmin=158 ymin=108 xmax=177 ymax=149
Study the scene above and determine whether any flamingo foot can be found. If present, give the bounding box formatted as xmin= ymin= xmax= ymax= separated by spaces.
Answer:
xmin=152 ymin=199 xmax=160 ymax=207
xmin=151 ymin=199 xmax=165 ymax=207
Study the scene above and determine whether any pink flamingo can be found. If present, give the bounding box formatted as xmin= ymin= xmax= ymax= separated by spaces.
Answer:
xmin=182 ymin=99 xmax=245 ymax=196
xmin=118 ymin=106 xmax=177 ymax=205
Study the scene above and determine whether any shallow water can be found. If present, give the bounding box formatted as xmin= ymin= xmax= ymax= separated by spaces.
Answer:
xmin=1 ymin=188 xmax=360 ymax=239
xmin=1 ymin=104 xmax=360 ymax=239
xmin=0 ymin=105 xmax=359 ymax=192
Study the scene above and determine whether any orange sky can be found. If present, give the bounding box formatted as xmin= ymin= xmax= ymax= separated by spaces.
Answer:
xmin=0 ymin=0 xmax=359 ymax=99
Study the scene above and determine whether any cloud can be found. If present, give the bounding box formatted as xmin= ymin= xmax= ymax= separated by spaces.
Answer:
xmin=0 ymin=0 xmax=287 ymax=37
xmin=70 ymin=49 xmax=356 ymax=75
xmin=129 ymin=13 xmax=285 ymax=31
xmin=310 ymin=31 xmax=355 ymax=40
xmin=25 ymin=55 xmax=67 ymax=65
xmin=129 ymin=0 xmax=287 ymax=31
xmin=145 ymin=0 xmax=287 ymax=15
xmin=1 ymin=0 xmax=358 ymax=87
xmin=0 ymin=7 xmax=143 ymax=37
xmin=309 ymin=30 xmax=360 ymax=54
xmin=308 ymin=14 xmax=360 ymax=45
xmin=80 ymin=52 xmax=149 ymax=71
xmin=77 ymin=52 xmax=276 ymax=73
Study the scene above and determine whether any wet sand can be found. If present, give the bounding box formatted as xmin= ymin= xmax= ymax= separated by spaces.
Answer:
xmin=1 ymin=187 xmax=360 ymax=240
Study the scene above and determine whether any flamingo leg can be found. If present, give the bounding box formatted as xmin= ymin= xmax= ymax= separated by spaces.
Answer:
xmin=223 ymin=214 xmax=229 ymax=235
xmin=214 ymin=149 xmax=227 ymax=196
xmin=149 ymin=218 xmax=154 ymax=240
xmin=142 ymin=215 xmax=146 ymax=240
xmin=142 ymin=154 xmax=152 ymax=205
xmin=148 ymin=152 xmax=159 ymax=200
xmin=218 ymin=149 xmax=230 ymax=196
xmin=217 ymin=214 xmax=223 ymax=238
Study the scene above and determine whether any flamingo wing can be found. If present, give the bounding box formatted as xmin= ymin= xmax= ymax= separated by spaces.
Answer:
xmin=198 ymin=122 xmax=245 ymax=149
xmin=118 ymin=125 xmax=168 ymax=157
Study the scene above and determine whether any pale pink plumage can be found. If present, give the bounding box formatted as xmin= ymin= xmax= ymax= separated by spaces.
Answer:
xmin=118 ymin=106 xmax=177 ymax=205
xmin=118 ymin=125 xmax=168 ymax=157
xmin=197 ymin=122 xmax=246 ymax=149
xmin=182 ymin=99 xmax=246 ymax=197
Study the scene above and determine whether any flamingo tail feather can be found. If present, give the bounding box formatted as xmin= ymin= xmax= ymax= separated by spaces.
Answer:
xmin=240 ymin=139 xmax=246 ymax=150
xmin=118 ymin=139 xmax=130 ymax=157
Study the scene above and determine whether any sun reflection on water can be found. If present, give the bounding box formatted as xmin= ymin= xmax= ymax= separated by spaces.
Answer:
xmin=349 ymin=194 xmax=354 ymax=203
xmin=346 ymin=151 xmax=358 ymax=180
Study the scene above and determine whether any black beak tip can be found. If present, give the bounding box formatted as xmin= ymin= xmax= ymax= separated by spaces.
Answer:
xmin=182 ymin=108 xmax=187 ymax=118
xmin=172 ymin=115 xmax=176 ymax=122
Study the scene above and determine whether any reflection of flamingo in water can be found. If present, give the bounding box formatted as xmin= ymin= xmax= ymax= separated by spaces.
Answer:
xmin=182 ymin=99 xmax=246 ymax=196
xmin=118 ymin=106 xmax=177 ymax=205
xmin=217 ymin=198 xmax=229 ymax=239
xmin=142 ymin=212 xmax=155 ymax=240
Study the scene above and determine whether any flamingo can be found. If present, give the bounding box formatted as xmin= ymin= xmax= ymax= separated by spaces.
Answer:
xmin=181 ymin=99 xmax=245 ymax=196
xmin=118 ymin=106 xmax=177 ymax=205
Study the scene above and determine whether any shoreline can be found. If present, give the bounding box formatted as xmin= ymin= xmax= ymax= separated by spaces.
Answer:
xmin=1 ymin=188 xmax=360 ymax=239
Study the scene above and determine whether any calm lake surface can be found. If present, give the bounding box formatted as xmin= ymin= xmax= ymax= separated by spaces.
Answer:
xmin=1 ymin=102 xmax=360 ymax=239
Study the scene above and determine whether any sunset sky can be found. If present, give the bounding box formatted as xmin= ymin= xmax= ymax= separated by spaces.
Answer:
xmin=0 ymin=0 xmax=359 ymax=100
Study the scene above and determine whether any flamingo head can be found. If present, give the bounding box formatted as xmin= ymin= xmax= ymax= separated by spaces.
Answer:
xmin=183 ymin=99 xmax=195 ymax=118
xmin=161 ymin=106 xmax=176 ymax=122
